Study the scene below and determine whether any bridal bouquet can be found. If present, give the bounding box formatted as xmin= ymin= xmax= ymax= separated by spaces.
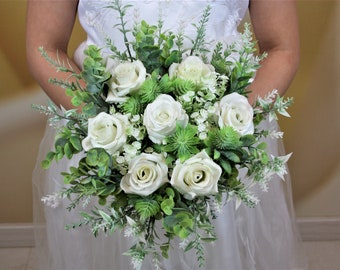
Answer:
xmin=35 ymin=2 xmax=293 ymax=269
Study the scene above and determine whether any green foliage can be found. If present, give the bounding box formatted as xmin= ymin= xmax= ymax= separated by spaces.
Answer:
xmin=190 ymin=5 xmax=212 ymax=55
xmin=133 ymin=197 xmax=160 ymax=221
xmin=106 ymin=1 xmax=134 ymax=60
xmin=42 ymin=121 xmax=87 ymax=169
xmin=132 ymin=20 xmax=163 ymax=73
xmin=163 ymin=211 xmax=194 ymax=239
xmin=162 ymin=124 xmax=201 ymax=162
xmin=160 ymin=187 xmax=175 ymax=215
xmin=120 ymin=95 xmax=144 ymax=115
xmin=82 ymin=46 xmax=109 ymax=94
xmin=139 ymin=76 xmax=162 ymax=103
xmin=210 ymin=42 xmax=231 ymax=75
xmin=205 ymin=126 xmax=242 ymax=151
xmin=158 ymin=74 xmax=174 ymax=94
xmin=172 ymin=77 xmax=196 ymax=96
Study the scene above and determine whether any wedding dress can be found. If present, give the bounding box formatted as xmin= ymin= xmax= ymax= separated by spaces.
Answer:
xmin=33 ymin=1 xmax=308 ymax=269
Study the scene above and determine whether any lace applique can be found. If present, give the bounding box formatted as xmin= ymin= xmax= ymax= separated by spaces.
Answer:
xmin=81 ymin=0 xmax=106 ymax=27
xmin=84 ymin=10 xmax=99 ymax=26
xmin=225 ymin=8 xmax=243 ymax=35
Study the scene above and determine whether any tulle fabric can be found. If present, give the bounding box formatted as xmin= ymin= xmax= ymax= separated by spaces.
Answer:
xmin=33 ymin=0 xmax=308 ymax=269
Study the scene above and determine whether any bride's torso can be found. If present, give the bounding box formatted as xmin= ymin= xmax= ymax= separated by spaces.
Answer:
xmin=75 ymin=0 xmax=249 ymax=62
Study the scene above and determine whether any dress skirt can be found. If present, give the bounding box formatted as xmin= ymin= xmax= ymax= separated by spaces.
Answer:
xmin=32 ymin=118 xmax=308 ymax=270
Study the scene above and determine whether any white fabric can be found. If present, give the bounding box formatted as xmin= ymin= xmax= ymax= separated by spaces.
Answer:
xmin=33 ymin=1 xmax=308 ymax=269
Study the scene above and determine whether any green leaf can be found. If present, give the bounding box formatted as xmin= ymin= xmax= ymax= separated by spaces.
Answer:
xmin=82 ymin=102 xmax=97 ymax=117
xmin=65 ymin=88 xmax=74 ymax=97
xmin=98 ymin=196 xmax=107 ymax=206
xmin=41 ymin=151 xmax=56 ymax=169
xmin=220 ymin=151 xmax=241 ymax=163
xmin=184 ymin=240 xmax=196 ymax=252
xmin=260 ymin=152 xmax=269 ymax=164
xmin=257 ymin=142 xmax=267 ymax=150
xmin=174 ymin=225 xmax=190 ymax=239
xmin=98 ymin=151 xmax=110 ymax=167
xmin=41 ymin=159 xmax=51 ymax=169
xmin=98 ymin=210 xmax=112 ymax=224
xmin=71 ymin=96 xmax=82 ymax=107
xmin=201 ymin=237 xmax=217 ymax=242
xmin=97 ymin=165 xmax=108 ymax=177
xmin=161 ymin=198 xmax=175 ymax=216
xmin=213 ymin=150 xmax=221 ymax=160
xmin=134 ymin=198 xmax=160 ymax=220
xmin=163 ymin=211 xmax=194 ymax=238
xmin=164 ymin=50 xmax=180 ymax=67
xmin=220 ymin=158 xmax=232 ymax=175
xmin=70 ymin=136 xmax=82 ymax=151
xmin=64 ymin=143 xmax=73 ymax=159
xmin=160 ymin=244 xmax=170 ymax=259
xmin=165 ymin=187 xmax=175 ymax=198
xmin=241 ymin=134 xmax=256 ymax=147
xmin=86 ymin=149 xmax=98 ymax=166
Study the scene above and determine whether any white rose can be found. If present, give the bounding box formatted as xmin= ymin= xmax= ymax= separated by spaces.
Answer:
xmin=170 ymin=150 xmax=222 ymax=200
xmin=216 ymin=92 xmax=254 ymax=135
xmin=169 ymin=56 xmax=215 ymax=85
xmin=82 ymin=112 xmax=129 ymax=155
xmin=120 ymin=153 xmax=169 ymax=196
xmin=143 ymin=94 xmax=188 ymax=144
xmin=106 ymin=58 xmax=147 ymax=103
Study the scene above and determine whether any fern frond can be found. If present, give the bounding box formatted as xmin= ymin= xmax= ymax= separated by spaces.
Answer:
xmin=172 ymin=78 xmax=196 ymax=96
xmin=206 ymin=126 xmax=242 ymax=150
xmin=120 ymin=95 xmax=144 ymax=115
xmin=134 ymin=198 xmax=160 ymax=220
xmin=139 ymin=77 xmax=161 ymax=103
xmin=163 ymin=124 xmax=201 ymax=162
xmin=158 ymin=74 xmax=174 ymax=94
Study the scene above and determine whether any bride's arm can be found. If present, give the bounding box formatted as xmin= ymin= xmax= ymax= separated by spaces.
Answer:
xmin=26 ymin=0 xmax=81 ymax=110
xmin=248 ymin=0 xmax=300 ymax=105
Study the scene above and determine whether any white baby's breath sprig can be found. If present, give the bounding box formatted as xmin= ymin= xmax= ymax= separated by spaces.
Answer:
xmin=268 ymin=129 xmax=284 ymax=139
xmin=41 ymin=192 xmax=62 ymax=208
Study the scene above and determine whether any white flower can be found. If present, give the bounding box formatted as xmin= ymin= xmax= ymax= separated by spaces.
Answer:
xmin=169 ymin=56 xmax=216 ymax=86
xmin=123 ymin=144 xmax=138 ymax=157
xmin=120 ymin=153 xmax=169 ymax=196
xmin=215 ymin=92 xmax=254 ymax=135
xmin=41 ymin=192 xmax=62 ymax=208
xmin=199 ymin=132 xmax=207 ymax=140
xmin=170 ymin=150 xmax=222 ymax=200
xmin=106 ymin=58 xmax=147 ymax=103
xmin=82 ymin=112 xmax=129 ymax=155
xmin=143 ymin=94 xmax=188 ymax=144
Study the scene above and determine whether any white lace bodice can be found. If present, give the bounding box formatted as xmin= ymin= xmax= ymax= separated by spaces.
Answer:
xmin=75 ymin=0 xmax=249 ymax=62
